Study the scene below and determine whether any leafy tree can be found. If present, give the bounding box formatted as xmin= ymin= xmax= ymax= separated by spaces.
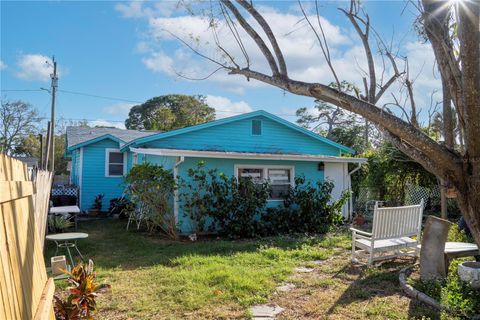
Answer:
xmin=0 ymin=99 xmax=39 ymax=154
xmin=329 ymin=125 xmax=368 ymax=154
xmin=13 ymin=133 xmax=69 ymax=175
xmin=125 ymin=94 xmax=215 ymax=131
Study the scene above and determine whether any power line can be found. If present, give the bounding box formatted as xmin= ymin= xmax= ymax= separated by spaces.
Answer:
xmin=0 ymin=89 xmax=44 ymax=92
xmin=58 ymin=89 xmax=144 ymax=104
xmin=2 ymin=87 xmax=300 ymax=117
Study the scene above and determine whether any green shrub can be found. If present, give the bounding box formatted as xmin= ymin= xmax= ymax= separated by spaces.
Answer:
xmin=259 ymin=177 xmax=348 ymax=235
xmin=447 ymin=225 xmax=470 ymax=243
xmin=411 ymin=260 xmax=480 ymax=319
xmin=109 ymin=197 xmax=134 ymax=218
xmin=440 ymin=260 xmax=480 ymax=318
xmin=180 ymin=161 xmax=270 ymax=238
xmin=124 ymin=162 xmax=177 ymax=238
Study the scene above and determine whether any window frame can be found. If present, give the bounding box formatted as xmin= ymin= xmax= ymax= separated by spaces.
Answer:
xmin=251 ymin=119 xmax=263 ymax=136
xmin=234 ymin=164 xmax=294 ymax=201
xmin=105 ymin=148 xmax=126 ymax=177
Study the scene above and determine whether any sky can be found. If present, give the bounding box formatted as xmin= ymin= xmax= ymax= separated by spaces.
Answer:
xmin=0 ymin=1 xmax=441 ymax=131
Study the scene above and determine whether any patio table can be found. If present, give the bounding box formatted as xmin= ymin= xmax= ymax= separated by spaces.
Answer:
xmin=46 ymin=232 xmax=88 ymax=267
xmin=444 ymin=241 xmax=480 ymax=269
xmin=50 ymin=205 xmax=81 ymax=230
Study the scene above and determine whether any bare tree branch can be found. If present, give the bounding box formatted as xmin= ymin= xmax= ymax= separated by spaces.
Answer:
xmin=236 ymin=0 xmax=288 ymax=76
xmin=220 ymin=0 xmax=280 ymax=76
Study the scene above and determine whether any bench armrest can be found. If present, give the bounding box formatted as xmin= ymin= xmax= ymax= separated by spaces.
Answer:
xmin=350 ymin=227 xmax=372 ymax=237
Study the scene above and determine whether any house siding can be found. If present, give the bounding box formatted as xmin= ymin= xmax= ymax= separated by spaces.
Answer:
xmin=143 ymin=115 xmax=342 ymax=156
xmin=80 ymin=139 xmax=125 ymax=211
xmin=70 ymin=149 xmax=80 ymax=185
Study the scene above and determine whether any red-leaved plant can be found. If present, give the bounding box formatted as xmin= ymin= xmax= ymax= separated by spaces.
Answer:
xmin=54 ymin=260 xmax=110 ymax=320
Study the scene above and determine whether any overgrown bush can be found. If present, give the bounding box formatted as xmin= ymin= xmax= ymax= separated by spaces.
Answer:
xmin=180 ymin=162 xmax=348 ymax=238
xmin=109 ymin=197 xmax=134 ymax=218
xmin=259 ymin=177 xmax=349 ymax=235
xmin=441 ymin=260 xmax=480 ymax=318
xmin=180 ymin=161 xmax=270 ymax=238
xmin=409 ymin=260 xmax=480 ymax=319
xmin=124 ymin=162 xmax=177 ymax=239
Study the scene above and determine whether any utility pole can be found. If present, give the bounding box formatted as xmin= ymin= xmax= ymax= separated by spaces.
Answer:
xmin=49 ymin=57 xmax=58 ymax=173
xmin=38 ymin=133 xmax=43 ymax=169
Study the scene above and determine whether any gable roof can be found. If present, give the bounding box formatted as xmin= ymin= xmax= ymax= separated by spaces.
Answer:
xmin=120 ymin=110 xmax=355 ymax=154
xmin=66 ymin=126 xmax=158 ymax=151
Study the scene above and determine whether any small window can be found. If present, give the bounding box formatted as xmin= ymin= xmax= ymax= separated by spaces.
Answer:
xmin=268 ymin=169 xmax=291 ymax=200
xmin=251 ymin=119 xmax=262 ymax=135
xmin=238 ymin=168 xmax=264 ymax=183
xmin=106 ymin=150 xmax=124 ymax=177
xmin=236 ymin=166 xmax=292 ymax=200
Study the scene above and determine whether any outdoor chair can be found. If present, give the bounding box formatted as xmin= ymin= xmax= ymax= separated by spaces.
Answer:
xmin=350 ymin=199 xmax=424 ymax=266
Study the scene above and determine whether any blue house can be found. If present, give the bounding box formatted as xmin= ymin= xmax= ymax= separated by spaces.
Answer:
xmin=66 ymin=110 xmax=366 ymax=232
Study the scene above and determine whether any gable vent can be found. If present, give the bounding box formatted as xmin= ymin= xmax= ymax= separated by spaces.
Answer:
xmin=251 ymin=119 xmax=262 ymax=135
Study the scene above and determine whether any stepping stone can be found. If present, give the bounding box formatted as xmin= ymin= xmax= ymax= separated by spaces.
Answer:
xmin=295 ymin=266 xmax=314 ymax=273
xmin=276 ymin=283 xmax=295 ymax=292
xmin=250 ymin=304 xmax=284 ymax=318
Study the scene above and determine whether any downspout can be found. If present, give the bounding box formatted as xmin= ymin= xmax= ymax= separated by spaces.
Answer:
xmin=347 ymin=163 xmax=363 ymax=221
xmin=173 ymin=156 xmax=185 ymax=225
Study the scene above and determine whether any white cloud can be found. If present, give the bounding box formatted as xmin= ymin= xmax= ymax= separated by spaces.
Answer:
xmin=142 ymin=51 xmax=175 ymax=76
xmin=89 ymin=119 xmax=126 ymax=129
xmin=0 ymin=60 xmax=6 ymax=70
xmin=131 ymin=3 xmax=352 ymax=93
xmin=121 ymin=2 xmax=441 ymax=123
xmin=15 ymin=54 xmax=57 ymax=82
xmin=115 ymin=1 xmax=178 ymax=18
xmin=206 ymin=95 xmax=253 ymax=119
xmin=102 ymin=102 xmax=135 ymax=117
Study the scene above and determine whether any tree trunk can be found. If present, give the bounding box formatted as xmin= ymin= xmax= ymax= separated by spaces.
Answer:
xmin=439 ymin=179 xmax=447 ymax=220
xmin=455 ymin=176 xmax=480 ymax=246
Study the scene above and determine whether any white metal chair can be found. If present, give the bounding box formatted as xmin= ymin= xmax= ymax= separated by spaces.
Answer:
xmin=350 ymin=199 xmax=424 ymax=266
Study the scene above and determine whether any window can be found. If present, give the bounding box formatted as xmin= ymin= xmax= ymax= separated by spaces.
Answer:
xmin=106 ymin=149 xmax=124 ymax=177
xmin=238 ymin=168 xmax=264 ymax=183
xmin=236 ymin=165 xmax=293 ymax=200
xmin=251 ymin=119 xmax=262 ymax=135
xmin=268 ymin=169 xmax=291 ymax=200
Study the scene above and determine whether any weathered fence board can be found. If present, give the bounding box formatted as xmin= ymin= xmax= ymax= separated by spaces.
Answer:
xmin=33 ymin=170 xmax=53 ymax=249
xmin=0 ymin=154 xmax=54 ymax=319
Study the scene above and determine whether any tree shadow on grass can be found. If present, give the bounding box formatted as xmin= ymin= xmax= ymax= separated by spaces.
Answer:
xmin=325 ymin=260 xmax=440 ymax=319
xmin=44 ymin=219 xmax=341 ymax=270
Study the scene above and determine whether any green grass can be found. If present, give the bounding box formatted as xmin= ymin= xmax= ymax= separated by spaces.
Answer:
xmin=46 ymin=219 xmax=441 ymax=319
xmin=45 ymin=219 xmax=349 ymax=319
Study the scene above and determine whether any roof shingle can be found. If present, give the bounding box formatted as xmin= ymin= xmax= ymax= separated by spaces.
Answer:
xmin=66 ymin=126 xmax=158 ymax=149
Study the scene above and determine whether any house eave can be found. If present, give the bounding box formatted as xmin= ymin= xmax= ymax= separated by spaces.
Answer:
xmin=129 ymin=147 xmax=367 ymax=163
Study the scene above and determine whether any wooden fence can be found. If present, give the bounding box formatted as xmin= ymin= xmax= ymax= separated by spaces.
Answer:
xmin=0 ymin=154 xmax=54 ymax=319
xmin=33 ymin=170 xmax=53 ymax=250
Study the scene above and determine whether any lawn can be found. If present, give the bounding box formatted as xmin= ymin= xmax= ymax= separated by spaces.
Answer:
xmin=45 ymin=219 xmax=438 ymax=319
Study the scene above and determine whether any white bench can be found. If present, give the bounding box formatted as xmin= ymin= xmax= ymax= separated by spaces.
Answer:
xmin=351 ymin=200 xmax=424 ymax=266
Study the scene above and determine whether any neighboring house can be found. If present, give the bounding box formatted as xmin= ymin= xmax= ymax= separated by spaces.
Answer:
xmin=65 ymin=126 xmax=158 ymax=211
xmin=66 ymin=110 xmax=366 ymax=232
xmin=13 ymin=156 xmax=38 ymax=177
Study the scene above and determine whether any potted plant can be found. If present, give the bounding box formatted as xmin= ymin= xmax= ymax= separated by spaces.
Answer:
xmin=353 ymin=212 xmax=365 ymax=225
xmin=48 ymin=215 xmax=74 ymax=233
xmin=90 ymin=194 xmax=104 ymax=216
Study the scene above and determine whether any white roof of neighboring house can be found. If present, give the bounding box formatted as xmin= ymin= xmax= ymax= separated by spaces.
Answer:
xmin=66 ymin=126 xmax=158 ymax=149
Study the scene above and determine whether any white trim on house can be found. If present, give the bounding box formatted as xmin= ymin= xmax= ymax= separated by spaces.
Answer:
xmin=129 ymin=147 xmax=368 ymax=163
xmin=173 ymin=156 xmax=185 ymax=224
xmin=234 ymin=164 xmax=295 ymax=201
xmin=79 ymin=147 xmax=83 ymax=209
xmin=104 ymin=148 xmax=127 ymax=177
